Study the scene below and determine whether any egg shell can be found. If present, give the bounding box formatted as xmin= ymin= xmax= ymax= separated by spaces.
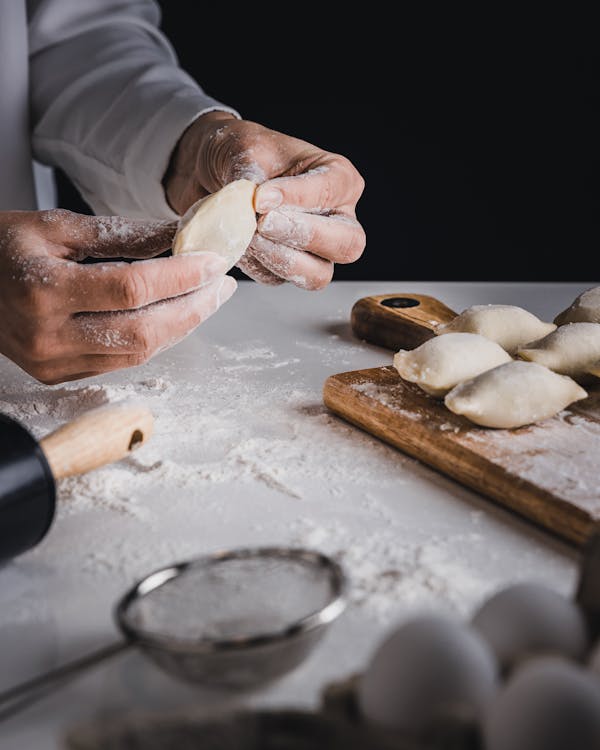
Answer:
xmin=471 ymin=583 xmax=589 ymax=674
xmin=357 ymin=613 xmax=498 ymax=734
xmin=484 ymin=657 xmax=600 ymax=750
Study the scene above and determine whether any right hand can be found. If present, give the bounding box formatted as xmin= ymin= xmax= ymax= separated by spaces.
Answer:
xmin=0 ymin=209 xmax=236 ymax=384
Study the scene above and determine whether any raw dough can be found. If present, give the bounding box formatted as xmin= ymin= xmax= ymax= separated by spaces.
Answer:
xmin=517 ymin=322 xmax=600 ymax=377
xmin=393 ymin=332 xmax=512 ymax=397
xmin=172 ymin=179 xmax=257 ymax=269
xmin=555 ymin=286 xmax=600 ymax=325
xmin=436 ymin=305 xmax=556 ymax=354
xmin=444 ymin=361 xmax=587 ymax=429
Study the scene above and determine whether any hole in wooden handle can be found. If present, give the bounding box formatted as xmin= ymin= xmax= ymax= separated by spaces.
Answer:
xmin=380 ymin=297 xmax=420 ymax=309
xmin=128 ymin=429 xmax=144 ymax=451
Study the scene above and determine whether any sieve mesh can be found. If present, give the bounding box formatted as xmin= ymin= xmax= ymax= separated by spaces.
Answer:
xmin=122 ymin=555 xmax=336 ymax=644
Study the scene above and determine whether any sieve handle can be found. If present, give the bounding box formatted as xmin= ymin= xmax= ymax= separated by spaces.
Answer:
xmin=0 ymin=640 xmax=131 ymax=722
xmin=40 ymin=403 xmax=154 ymax=480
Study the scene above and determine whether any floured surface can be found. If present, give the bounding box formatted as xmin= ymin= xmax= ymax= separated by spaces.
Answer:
xmin=325 ymin=365 xmax=600 ymax=542
xmin=0 ymin=281 xmax=586 ymax=750
xmin=463 ymin=410 xmax=600 ymax=503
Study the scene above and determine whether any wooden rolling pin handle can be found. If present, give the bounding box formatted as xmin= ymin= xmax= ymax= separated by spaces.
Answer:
xmin=39 ymin=403 xmax=154 ymax=480
xmin=351 ymin=293 xmax=458 ymax=351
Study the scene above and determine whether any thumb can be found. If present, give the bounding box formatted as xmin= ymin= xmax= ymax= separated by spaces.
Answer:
xmin=41 ymin=209 xmax=177 ymax=260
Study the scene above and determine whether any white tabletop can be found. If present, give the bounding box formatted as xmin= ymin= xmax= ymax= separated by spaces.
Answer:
xmin=0 ymin=280 xmax=588 ymax=749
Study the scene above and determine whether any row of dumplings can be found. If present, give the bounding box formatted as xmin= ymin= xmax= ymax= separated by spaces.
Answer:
xmin=393 ymin=287 xmax=600 ymax=429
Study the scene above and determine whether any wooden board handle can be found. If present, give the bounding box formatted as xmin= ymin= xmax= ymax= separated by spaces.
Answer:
xmin=39 ymin=403 xmax=154 ymax=480
xmin=351 ymin=294 xmax=458 ymax=351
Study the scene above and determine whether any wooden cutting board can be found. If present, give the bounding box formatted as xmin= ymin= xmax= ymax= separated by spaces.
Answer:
xmin=323 ymin=294 xmax=600 ymax=546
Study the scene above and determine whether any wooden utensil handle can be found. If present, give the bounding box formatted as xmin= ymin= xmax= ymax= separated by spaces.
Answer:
xmin=351 ymin=294 xmax=458 ymax=351
xmin=40 ymin=403 xmax=154 ymax=480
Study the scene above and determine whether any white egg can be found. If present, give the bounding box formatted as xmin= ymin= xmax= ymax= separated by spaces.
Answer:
xmin=484 ymin=657 xmax=600 ymax=750
xmin=357 ymin=614 xmax=498 ymax=734
xmin=471 ymin=583 xmax=589 ymax=673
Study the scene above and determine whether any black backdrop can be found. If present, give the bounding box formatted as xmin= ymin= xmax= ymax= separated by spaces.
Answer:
xmin=57 ymin=7 xmax=599 ymax=282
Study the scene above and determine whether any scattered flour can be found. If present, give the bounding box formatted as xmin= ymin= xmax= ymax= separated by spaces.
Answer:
xmin=3 ymin=337 xmax=498 ymax=623
xmin=352 ymin=381 xmax=423 ymax=419
xmin=0 ymin=350 xmax=402 ymax=521
xmin=214 ymin=344 xmax=276 ymax=362
xmin=289 ymin=517 xmax=493 ymax=623
xmin=0 ymin=339 xmax=575 ymax=629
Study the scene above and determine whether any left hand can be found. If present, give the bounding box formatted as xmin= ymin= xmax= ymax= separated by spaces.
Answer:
xmin=164 ymin=113 xmax=366 ymax=289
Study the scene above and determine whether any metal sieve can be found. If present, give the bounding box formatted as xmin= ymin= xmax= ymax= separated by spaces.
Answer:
xmin=0 ymin=547 xmax=347 ymax=721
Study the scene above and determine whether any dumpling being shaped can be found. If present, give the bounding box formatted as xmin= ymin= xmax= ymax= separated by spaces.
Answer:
xmin=555 ymin=287 xmax=600 ymax=325
xmin=393 ymin=332 xmax=512 ymax=397
xmin=517 ymin=322 xmax=600 ymax=377
xmin=445 ymin=361 xmax=587 ymax=429
xmin=172 ymin=179 xmax=257 ymax=270
xmin=436 ymin=305 xmax=556 ymax=354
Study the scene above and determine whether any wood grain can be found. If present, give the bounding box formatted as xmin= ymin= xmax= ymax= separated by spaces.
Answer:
xmin=40 ymin=404 xmax=154 ymax=480
xmin=351 ymin=294 xmax=457 ymax=350
xmin=324 ymin=367 xmax=600 ymax=545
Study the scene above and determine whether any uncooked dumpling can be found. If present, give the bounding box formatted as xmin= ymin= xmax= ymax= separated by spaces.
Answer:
xmin=393 ymin=332 xmax=512 ymax=397
xmin=445 ymin=361 xmax=587 ymax=429
xmin=436 ymin=305 xmax=556 ymax=354
xmin=517 ymin=322 xmax=600 ymax=377
xmin=555 ymin=287 xmax=600 ymax=325
xmin=172 ymin=179 xmax=257 ymax=269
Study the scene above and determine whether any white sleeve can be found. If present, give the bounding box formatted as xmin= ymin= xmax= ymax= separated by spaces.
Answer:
xmin=27 ymin=0 xmax=239 ymax=219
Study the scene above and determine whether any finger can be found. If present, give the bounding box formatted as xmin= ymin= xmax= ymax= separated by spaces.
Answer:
xmin=25 ymin=354 xmax=159 ymax=385
xmin=254 ymin=157 xmax=364 ymax=213
xmin=37 ymin=209 xmax=177 ymax=260
xmin=258 ymin=209 xmax=366 ymax=264
xmin=236 ymin=253 xmax=285 ymax=286
xmin=70 ymin=276 xmax=237 ymax=356
xmin=249 ymin=235 xmax=333 ymax=291
xmin=65 ymin=252 xmax=229 ymax=313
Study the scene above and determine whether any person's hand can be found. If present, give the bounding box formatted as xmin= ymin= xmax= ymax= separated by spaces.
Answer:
xmin=0 ymin=209 xmax=236 ymax=384
xmin=164 ymin=113 xmax=366 ymax=289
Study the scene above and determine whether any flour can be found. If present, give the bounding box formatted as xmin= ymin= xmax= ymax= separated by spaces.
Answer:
xmin=229 ymin=150 xmax=267 ymax=185
xmin=221 ymin=358 xmax=301 ymax=373
xmin=3 ymin=330 xmax=469 ymax=626
xmin=92 ymin=216 xmax=175 ymax=245
xmin=0 ymin=335 xmax=575 ymax=630
xmin=352 ymin=381 xmax=423 ymax=419
xmin=289 ymin=516 xmax=493 ymax=623
xmin=0 ymin=347 xmax=401 ymax=520
xmin=214 ymin=345 xmax=276 ymax=361
xmin=79 ymin=321 xmax=132 ymax=349
xmin=260 ymin=209 xmax=313 ymax=248
xmin=351 ymin=370 xmax=600 ymax=510
xmin=236 ymin=253 xmax=283 ymax=286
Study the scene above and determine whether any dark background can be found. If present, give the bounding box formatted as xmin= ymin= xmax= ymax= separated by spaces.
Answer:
xmin=58 ymin=8 xmax=599 ymax=281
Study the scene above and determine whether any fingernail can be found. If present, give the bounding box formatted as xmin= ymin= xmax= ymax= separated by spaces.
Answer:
xmin=255 ymin=186 xmax=283 ymax=212
xmin=217 ymin=275 xmax=237 ymax=306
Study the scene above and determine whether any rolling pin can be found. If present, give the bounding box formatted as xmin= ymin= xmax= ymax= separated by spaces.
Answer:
xmin=0 ymin=403 xmax=153 ymax=563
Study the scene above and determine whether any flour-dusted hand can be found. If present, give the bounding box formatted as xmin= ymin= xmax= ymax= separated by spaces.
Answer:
xmin=0 ymin=210 xmax=236 ymax=384
xmin=164 ymin=114 xmax=366 ymax=289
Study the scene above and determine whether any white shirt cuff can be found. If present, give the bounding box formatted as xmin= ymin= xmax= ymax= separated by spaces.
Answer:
xmin=123 ymin=92 xmax=240 ymax=220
